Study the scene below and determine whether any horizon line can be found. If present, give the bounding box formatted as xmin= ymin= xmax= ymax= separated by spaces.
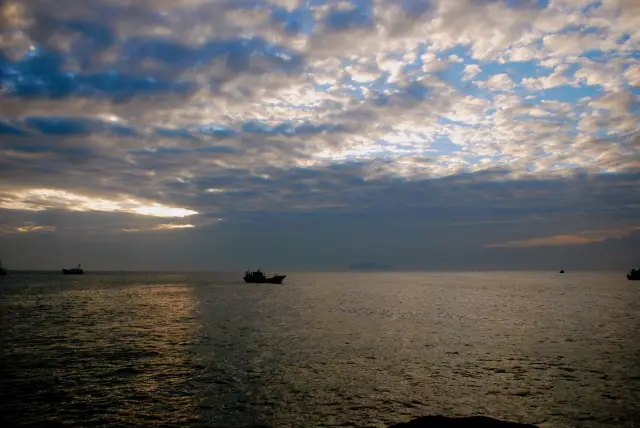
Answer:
xmin=0 ymin=268 xmax=630 ymax=273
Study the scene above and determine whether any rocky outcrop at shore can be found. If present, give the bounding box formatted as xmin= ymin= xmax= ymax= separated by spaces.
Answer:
xmin=389 ymin=416 xmax=538 ymax=428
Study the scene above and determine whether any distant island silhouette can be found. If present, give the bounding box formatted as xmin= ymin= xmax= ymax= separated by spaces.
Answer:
xmin=388 ymin=416 xmax=538 ymax=428
xmin=348 ymin=261 xmax=393 ymax=271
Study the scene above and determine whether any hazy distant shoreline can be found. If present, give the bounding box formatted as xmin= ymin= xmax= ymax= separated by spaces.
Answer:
xmin=0 ymin=269 xmax=628 ymax=274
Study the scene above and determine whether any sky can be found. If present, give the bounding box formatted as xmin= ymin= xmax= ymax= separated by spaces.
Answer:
xmin=0 ymin=0 xmax=639 ymax=271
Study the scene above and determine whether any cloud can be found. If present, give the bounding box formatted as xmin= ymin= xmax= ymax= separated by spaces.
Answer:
xmin=462 ymin=64 xmax=481 ymax=80
xmin=2 ymin=165 xmax=639 ymax=269
xmin=521 ymin=64 xmax=570 ymax=90
xmin=488 ymin=226 xmax=640 ymax=248
xmin=542 ymin=31 xmax=618 ymax=57
xmin=24 ymin=116 xmax=97 ymax=135
xmin=589 ymin=90 xmax=636 ymax=115
xmin=626 ymin=64 xmax=640 ymax=87
xmin=153 ymin=223 xmax=195 ymax=230
xmin=15 ymin=224 xmax=57 ymax=232
xmin=475 ymin=73 xmax=516 ymax=91
xmin=573 ymin=59 xmax=625 ymax=91
xmin=0 ymin=121 xmax=26 ymax=135
xmin=0 ymin=188 xmax=198 ymax=218
xmin=122 ymin=223 xmax=197 ymax=232
xmin=0 ymin=49 xmax=194 ymax=100
xmin=0 ymin=0 xmax=639 ymax=269
xmin=0 ymin=222 xmax=57 ymax=234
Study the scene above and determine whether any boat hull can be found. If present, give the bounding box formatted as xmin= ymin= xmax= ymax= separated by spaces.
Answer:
xmin=628 ymin=275 xmax=639 ymax=280
xmin=62 ymin=269 xmax=83 ymax=275
xmin=244 ymin=275 xmax=286 ymax=284
xmin=0 ymin=271 xmax=6 ymax=276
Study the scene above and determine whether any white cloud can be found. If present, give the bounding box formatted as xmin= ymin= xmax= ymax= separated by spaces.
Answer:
xmin=508 ymin=45 xmax=543 ymax=62
xmin=522 ymin=64 xmax=570 ymax=90
xmin=462 ymin=64 xmax=481 ymax=80
xmin=625 ymin=64 xmax=640 ymax=87
xmin=574 ymin=59 xmax=625 ymax=91
xmin=475 ymin=73 xmax=516 ymax=91
xmin=543 ymin=31 xmax=618 ymax=57
xmin=589 ymin=90 xmax=636 ymax=115
xmin=1 ymin=0 xmax=638 ymax=205
xmin=420 ymin=52 xmax=447 ymax=73
xmin=345 ymin=62 xmax=381 ymax=83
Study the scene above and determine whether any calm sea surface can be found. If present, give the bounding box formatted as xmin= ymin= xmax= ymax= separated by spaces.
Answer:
xmin=1 ymin=271 xmax=638 ymax=427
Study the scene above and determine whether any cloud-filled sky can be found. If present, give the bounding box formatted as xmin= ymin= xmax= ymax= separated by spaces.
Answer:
xmin=1 ymin=0 xmax=639 ymax=271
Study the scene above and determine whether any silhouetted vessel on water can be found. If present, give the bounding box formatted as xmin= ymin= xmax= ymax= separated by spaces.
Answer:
xmin=243 ymin=269 xmax=286 ymax=284
xmin=0 ymin=259 xmax=6 ymax=276
xmin=62 ymin=264 xmax=84 ymax=275
xmin=627 ymin=268 xmax=639 ymax=280
xmin=559 ymin=270 xmax=564 ymax=273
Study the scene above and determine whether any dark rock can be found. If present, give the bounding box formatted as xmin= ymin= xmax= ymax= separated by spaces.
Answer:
xmin=388 ymin=416 xmax=538 ymax=428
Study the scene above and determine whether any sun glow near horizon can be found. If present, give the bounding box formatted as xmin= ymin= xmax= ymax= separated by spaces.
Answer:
xmin=0 ymin=188 xmax=198 ymax=218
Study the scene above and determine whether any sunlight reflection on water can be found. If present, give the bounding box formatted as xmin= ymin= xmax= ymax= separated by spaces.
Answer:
xmin=1 ymin=275 xmax=201 ymax=427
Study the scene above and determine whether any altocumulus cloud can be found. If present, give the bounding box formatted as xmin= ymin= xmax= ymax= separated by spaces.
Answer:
xmin=0 ymin=0 xmax=639 ymax=270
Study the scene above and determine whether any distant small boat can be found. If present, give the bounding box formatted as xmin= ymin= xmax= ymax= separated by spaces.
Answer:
xmin=627 ymin=268 xmax=639 ymax=281
xmin=0 ymin=259 xmax=6 ymax=276
xmin=559 ymin=270 xmax=564 ymax=273
xmin=243 ymin=269 xmax=286 ymax=284
xmin=62 ymin=264 xmax=84 ymax=275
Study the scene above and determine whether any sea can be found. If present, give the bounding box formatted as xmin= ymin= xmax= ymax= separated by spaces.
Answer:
xmin=0 ymin=271 xmax=638 ymax=428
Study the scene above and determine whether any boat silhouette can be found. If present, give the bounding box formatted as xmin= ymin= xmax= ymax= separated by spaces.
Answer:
xmin=243 ymin=269 xmax=286 ymax=284
xmin=62 ymin=264 xmax=84 ymax=275
xmin=627 ymin=268 xmax=639 ymax=280
xmin=0 ymin=258 xmax=6 ymax=276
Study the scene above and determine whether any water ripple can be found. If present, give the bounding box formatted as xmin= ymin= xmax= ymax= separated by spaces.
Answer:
xmin=1 ymin=271 xmax=639 ymax=427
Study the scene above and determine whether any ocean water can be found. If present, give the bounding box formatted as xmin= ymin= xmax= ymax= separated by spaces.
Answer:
xmin=0 ymin=271 xmax=638 ymax=427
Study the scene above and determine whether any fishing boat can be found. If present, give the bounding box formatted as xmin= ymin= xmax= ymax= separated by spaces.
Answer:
xmin=627 ymin=268 xmax=639 ymax=280
xmin=62 ymin=264 xmax=84 ymax=275
xmin=0 ymin=259 xmax=6 ymax=276
xmin=243 ymin=269 xmax=286 ymax=284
